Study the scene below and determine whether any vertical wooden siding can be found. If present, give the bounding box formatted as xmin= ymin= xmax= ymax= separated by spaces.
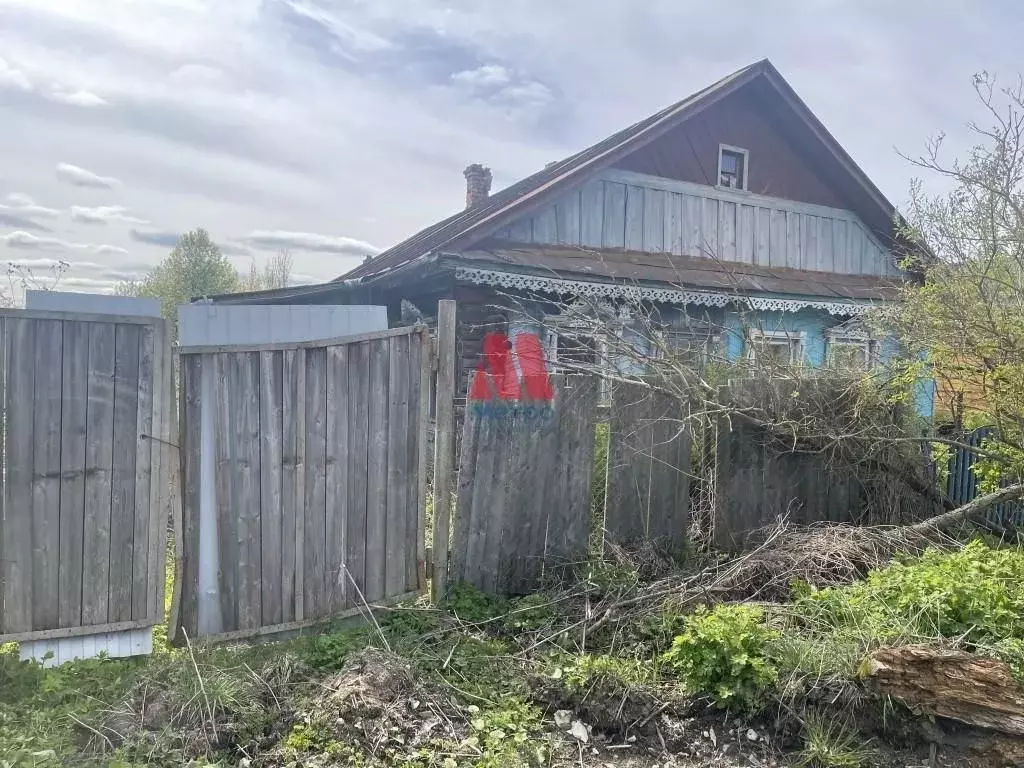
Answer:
xmin=450 ymin=376 xmax=599 ymax=595
xmin=492 ymin=171 xmax=897 ymax=277
xmin=174 ymin=327 xmax=428 ymax=641
xmin=0 ymin=311 xmax=170 ymax=642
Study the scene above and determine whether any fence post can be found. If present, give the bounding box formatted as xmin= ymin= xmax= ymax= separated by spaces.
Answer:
xmin=431 ymin=300 xmax=457 ymax=603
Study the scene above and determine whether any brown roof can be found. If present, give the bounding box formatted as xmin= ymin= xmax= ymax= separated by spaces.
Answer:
xmin=340 ymin=58 xmax=900 ymax=283
xmin=454 ymin=244 xmax=903 ymax=302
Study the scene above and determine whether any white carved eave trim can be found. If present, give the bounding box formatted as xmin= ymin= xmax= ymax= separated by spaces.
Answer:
xmin=455 ymin=267 xmax=873 ymax=317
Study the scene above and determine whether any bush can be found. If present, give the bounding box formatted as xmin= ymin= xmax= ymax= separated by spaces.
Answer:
xmin=662 ymin=604 xmax=779 ymax=711
xmin=794 ymin=540 xmax=1024 ymax=648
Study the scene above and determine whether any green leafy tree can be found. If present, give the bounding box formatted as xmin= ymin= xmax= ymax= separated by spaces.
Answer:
xmin=120 ymin=228 xmax=240 ymax=339
xmin=888 ymin=72 xmax=1024 ymax=491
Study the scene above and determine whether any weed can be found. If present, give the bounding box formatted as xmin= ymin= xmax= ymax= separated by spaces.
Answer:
xmin=303 ymin=626 xmax=374 ymax=671
xmin=445 ymin=583 xmax=507 ymax=625
xmin=797 ymin=714 xmax=873 ymax=768
xmin=663 ymin=604 xmax=779 ymax=711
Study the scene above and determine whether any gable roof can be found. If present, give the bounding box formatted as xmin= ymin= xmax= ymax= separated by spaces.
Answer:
xmin=340 ymin=59 xmax=901 ymax=283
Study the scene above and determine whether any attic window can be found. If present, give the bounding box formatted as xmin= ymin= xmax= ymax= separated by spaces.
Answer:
xmin=718 ymin=145 xmax=748 ymax=190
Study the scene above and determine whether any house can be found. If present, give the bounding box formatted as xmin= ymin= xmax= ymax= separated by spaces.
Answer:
xmin=214 ymin=59 xmax=930 ymax=413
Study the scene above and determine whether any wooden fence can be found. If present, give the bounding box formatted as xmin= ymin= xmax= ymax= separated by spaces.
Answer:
xmin=604 ymin=382 xmax=691 ymax=552
xmin=171 ymin=326 xmax=431 ymax=642
xmin=0 ymin=309 xmax=173 ymax=642
xmin=450 ymin=376 xmax=599 ymax=594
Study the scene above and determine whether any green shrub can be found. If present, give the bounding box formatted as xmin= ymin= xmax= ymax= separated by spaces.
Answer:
xmin=662 ymin=604 xmax=779 ymax=711
xmin=302 ymin=626 xmax=373 ymax=671
xmin=446 ymin=583 xmax=507 ymax=624
xmin=795 ymin=541 xmax=1024 ymax=648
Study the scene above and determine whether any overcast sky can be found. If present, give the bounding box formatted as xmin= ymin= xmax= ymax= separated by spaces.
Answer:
xmin=0 ymin=1 xmax=1020 ymax=293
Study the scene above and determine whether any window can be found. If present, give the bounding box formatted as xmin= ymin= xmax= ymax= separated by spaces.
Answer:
xmin=827 ymin=337 xmax=877 ymax=370
xmin=747 ymin=329 xmax=803 ymax=365
xmin=653 ymin=330 xmax=720 ymax=369
xmin=718 ymin=144 xmax=748 ymax=190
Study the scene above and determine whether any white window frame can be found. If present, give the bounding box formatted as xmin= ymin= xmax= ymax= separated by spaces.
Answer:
xmin=826 ymin=335 xmax=879 ymax=370
xmin=717 ymin=143 xmax=750 ymax=191
xmin=746 ymin=328 xmax=805 ymax=365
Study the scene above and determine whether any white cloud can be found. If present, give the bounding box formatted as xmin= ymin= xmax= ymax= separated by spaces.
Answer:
xmin=50 ymin=89 xmax=107 ymax=107
xmin=451 ymin=64 xmax=513 ymax=89
xmin=1 ymin=192 xmax=59 ymax=219
xmin=242 ymin=230 xmax=381 ymax=256
xmin=1 ymin=231 xmax=128 ymax=256
xmin=71 ymin=204 xmax=148 ymax=224
xmin=0 ymin=56 xmax=31 ymax=92
xmin=55 ymin=162 xmax=120 ymax=189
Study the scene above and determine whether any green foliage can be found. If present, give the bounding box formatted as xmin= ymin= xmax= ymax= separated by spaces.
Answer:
xmin=797 ymin=715 xmax=873 ymax=768
xmin=560 ymin=653 xmax=653 ymax=692
xmin=303 ymin=626 xmax=373 ymax=671
xmin=503 ymin=594 xmax=559 ymax=634
xmin=123 ymin=228 xmax=241 ymax=338
xmin=796 ymin=541 xmax=1024 ymax=649
xmin=445 ymin=583 xmax=508 ymax=624
xmin=662 ymin=604 xmax=779 ymax=711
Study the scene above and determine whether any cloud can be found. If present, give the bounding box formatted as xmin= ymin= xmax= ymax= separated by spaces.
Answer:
xmin=0 ymin=56 xmax=31 ymax=92
xmin=129 ymin=229 xmax=180 ymax=248
xmin=0 ymin=212 xmax=52 ymax=232
xmin=71 ymin=204 xmax=148 ymax=224
xmin=1 ymin=231 xmax=128 ymax=256
xmin=50 ymin=89 xmax=107 ymax=107
xmin=241 ymin=230 xmax=381 ymax=255
xmin=451 ymin=64 xmax=513 ymax=89
xmin=55 ymin=162 xmax=120 ymax=189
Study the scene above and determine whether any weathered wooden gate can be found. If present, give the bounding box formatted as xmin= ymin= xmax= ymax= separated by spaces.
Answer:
xmin=0 ymin=309 xmax=173 ymax=647
xmin=449 ymin=375 xmax=599 ymax=595
xmin=171 ymin=326 xmax=431 ymax=642
xmin=604 ymin=382 xmax=691 ymax=552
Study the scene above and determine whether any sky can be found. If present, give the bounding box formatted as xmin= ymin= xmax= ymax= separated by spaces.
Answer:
xmin=0 ymin=0 xmax=1021 ymax=294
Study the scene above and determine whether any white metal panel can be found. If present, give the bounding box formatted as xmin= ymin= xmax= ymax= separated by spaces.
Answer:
xmin=25 ymin=290 xmax=161 ymax=317
xmin=177 ymin=303 xmax=387 ymax=347
xmin=178 ymin=303 xmax=388 ymax=636
xmin=20 ymin=628 xmax=153 ymax=668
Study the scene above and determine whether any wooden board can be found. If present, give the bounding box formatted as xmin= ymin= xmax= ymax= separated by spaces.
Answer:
xmin=131 ymin=324 xmax=155 ymax=620
xmin=345 ymin=342 xmax=371 ymax=607
xmin=325 ymin=343 xmax=350 ymax=613
xmin=385 ymin=334 xmax=411 ymax=596
xmin=303 ymin=347 xmax=328 ymax=618
xmin=108 ymin=323 xmax=141 ymax=624
xmin=31 ymin=320 xmax=63 ymax=630
xmin=364 ymin=339 xmax=390 ymax=602
xmin=259 ymin=351 xmax=285 ymax=627
xmin=58 ymin=321 xmax=89 ymax=628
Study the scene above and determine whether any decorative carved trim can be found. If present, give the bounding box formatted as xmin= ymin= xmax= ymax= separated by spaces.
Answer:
xmin=455 ymin=267 xmax=872 ymax=317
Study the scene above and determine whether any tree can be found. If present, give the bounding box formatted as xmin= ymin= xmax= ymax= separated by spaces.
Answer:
xmin=887 ymin=71 xmax=1024 ymax=491
xmin=240 ymin=249 xmax=293 ymax=292
xmin=120 ymin=228 xmax=240 ymax=338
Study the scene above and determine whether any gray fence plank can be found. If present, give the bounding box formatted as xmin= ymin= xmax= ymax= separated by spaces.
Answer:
xmin=259 ymin=350 xmax=285 ymax=627
xmin=280 ymin=349 xmax=300 ymax=623
xmin=365 ymin=339 xmax=389 ymax=602
xmin=232 ymin=352 xmax=263 ymax=631
xmin=3 ymin=319 xmax=36 ymax=633
xmin=412 ymin=331 xmax=429 ymax=591
xmin=303 ymin=347 xmax=328 ymax=618
xmin=175 ymin=354 xmax=203 ymax=640
xmin=345 ymin=343 xmax=370 ymax=607
xmin=132 ymin=324 xmax=155 ymax=620
xmin=385 ymin=334 xmax=410 ymax=596
xmin=549 ymin=377 xmax=600 ymax=565
xmin=325 ymin=344 xmax=349 ymax=613
xmin=82 ymin=323 xmax=116 ymax=626
xmin=213 ymin=354 xmax=239 ymax=630
xmin=292 ymin=349 xmax=307 ymax=622
xmin=31 ymin=320 xmax=63 ymax=630
xmin=108 ymin=324 xmax=141 ymax=624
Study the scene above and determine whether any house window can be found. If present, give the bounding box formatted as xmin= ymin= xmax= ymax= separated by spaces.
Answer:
xmin=653 ymin=330 xmax=720 ymax=369
xmin=718 ymin=145 xmax=748 ymax=190
xmin=747 ymin=329 xmax=803 ymax=365
xmin=827 ymin=337 xmax=877 ymax=370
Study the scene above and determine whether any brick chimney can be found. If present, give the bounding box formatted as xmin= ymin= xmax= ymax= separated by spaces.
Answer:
xmin=463 ymin=163 xmax=492 ymax=209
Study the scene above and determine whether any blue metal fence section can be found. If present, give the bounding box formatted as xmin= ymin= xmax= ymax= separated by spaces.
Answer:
xmin=946 ymin=426 xmax=1024 ymax=528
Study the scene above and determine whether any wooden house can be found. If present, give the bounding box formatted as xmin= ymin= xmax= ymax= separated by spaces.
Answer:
xmin=213 ymin=59 xmax=929 ymax=412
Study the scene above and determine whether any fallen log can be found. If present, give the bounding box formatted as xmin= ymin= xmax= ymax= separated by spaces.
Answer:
xmin=861 ymin=645 xmax=1024 ymax=737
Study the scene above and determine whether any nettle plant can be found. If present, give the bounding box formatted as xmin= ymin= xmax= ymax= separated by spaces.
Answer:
xmin=662 ymin=604 xmax=779 ymax=711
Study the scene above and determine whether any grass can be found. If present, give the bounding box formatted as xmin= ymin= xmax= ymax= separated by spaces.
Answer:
xmin=796 ymin=715 xmax=874 ymax=768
